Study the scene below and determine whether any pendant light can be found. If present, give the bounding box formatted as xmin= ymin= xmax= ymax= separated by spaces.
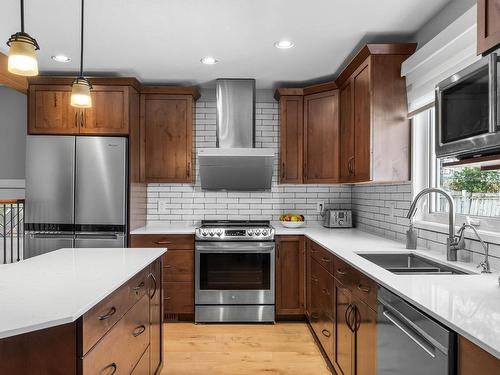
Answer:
xmin=6 ymin=0 xmax=40 ymax=76
xmin=71 ymin=0 xmax=92 ymax=108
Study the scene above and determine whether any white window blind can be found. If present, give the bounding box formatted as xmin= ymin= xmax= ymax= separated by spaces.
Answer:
xmin=401 ymin=5 xmax=480 ymax=114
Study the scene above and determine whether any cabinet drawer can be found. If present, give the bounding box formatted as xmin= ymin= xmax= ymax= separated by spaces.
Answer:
xmin=311 ymin=258 xmax=333 ymax=318
xmin=311 ymin=313 xmax=334 ymax=364
xmin=131 ymin=234 xmax=194 ymax=250
xmin=334 ymin=257 xmax=376 ymax=310
xmin=82 ymin=294 xmax=150 ymax=375
xmin=310 ymin=240 xmax=334 ymax=274
xmin=131 ymin=346 xmax=150 ymax=375
xmin=163 ymin=250 xmax=194 ymax=282
xmin=164 ymin=282 xmax=194 ymax=314
xmin=81 ymin=267 xmax=149 ymax=355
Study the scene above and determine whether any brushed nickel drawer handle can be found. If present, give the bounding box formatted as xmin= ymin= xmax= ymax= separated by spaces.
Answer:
xmin=154 ymin=241 xmax=172 ymax=245
xmin=165 ymin=264 xmax=172 ymax=269
xmin=321 ymin=257 xmax=331 ymax=263
xmin=165 ymin=296 xmax=172 ymax=300
xmin=357 ymin=284 xmax=370 ymax=293
xmin=132 ymin=324 xmax=146 ymax=337
xmin=322 ymin=288 xmax=330 ymax=296
xmin=311 ymin=313 xmax=319 ymax=320
xmin=322 ymin=329 xmax=331 ymax=338
xmin=133 ymin=281 xmax=145 ymax=291
xmin=100 ymin=362 xmax=117 ymax=375
xmin=98 ymin=306 xmax=116 ymax=321
xmin=311 ymin=276 xmax=319 ymax=283
xmin=337 ymin=268 xmax=348 ymax=275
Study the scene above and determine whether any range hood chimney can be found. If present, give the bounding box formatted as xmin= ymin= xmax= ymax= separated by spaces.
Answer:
xmin=198 ymin=79 xmax=274 ymax=190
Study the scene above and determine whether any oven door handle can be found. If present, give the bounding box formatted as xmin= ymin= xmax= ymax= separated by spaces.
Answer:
xmin=195 ymin=243 xmax=275 ymax=253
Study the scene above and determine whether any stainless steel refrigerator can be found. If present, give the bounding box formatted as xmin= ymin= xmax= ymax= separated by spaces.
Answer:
xmin=24 ymin=136 xmax=127 ymax=258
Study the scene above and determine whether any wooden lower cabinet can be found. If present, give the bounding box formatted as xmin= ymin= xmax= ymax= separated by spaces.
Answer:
xmin=149 ymin=258 xmax=163 ymax=374
xmin=131 ymin=234 xmax=195 ymax=321
xmin=276 ymin=235 xmax=305 ymax=316
xmin=0 ymin=258 xmax=163 ymax=375
xmin=458 ymin=336 xmax=500 ymax=374
xmin=306 ymin=238 xmax=376 ymax=375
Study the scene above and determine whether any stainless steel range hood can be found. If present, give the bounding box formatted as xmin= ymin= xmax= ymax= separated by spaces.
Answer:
xmin=199 ymin=79 xmax=274 ymax=190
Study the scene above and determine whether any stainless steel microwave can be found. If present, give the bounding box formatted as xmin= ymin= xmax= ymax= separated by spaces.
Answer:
xmin=435 ymin=53 xmax=500 ymax=158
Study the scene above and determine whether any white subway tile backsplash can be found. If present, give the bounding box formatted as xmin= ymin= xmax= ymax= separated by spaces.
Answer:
xmin=147 ymin=100 xmax=351 ymax=225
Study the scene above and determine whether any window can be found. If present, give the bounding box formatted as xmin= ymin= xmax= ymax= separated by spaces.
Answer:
xmin=412 ymin=108 xmax=500 ymax=232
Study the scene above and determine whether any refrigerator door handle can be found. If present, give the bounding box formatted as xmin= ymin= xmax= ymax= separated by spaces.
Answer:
xmin=29 ymin=232 xmax=75 ymax=239
xmin=75 ymin=233 xmax=120 ymax=240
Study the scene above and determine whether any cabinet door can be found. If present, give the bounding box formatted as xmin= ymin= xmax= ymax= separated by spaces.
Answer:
xmin=141 ymin=95 xmax=193 ymax=183
xmin=303 ymin=90 xmax=340 ymax=183
xmin=149 ymin=259 xmax=163 ymax=375
xmin=28 ymin=86 xmax=79 ymax=134
xmin=477 ymin=0 xmax=500 ymax=55
xmin=334 ymin=281 xmax=355 ymax=375
xmin=352 ymin=62 xmax=371 ymax=182
xmin=305 ymin=239 xmax=312 ymax=319
xmin=81 ymin=87 xmax=129 ymax=135
xmin=339 ymin=81 xmax=355 ymax=182
xmin=276 ymin=236 xmax=305 ymax=316
xmin=458 ymin=336 xmax=500 ymax=374
xmin=279 ymin=95 xmax=303 ymax=183
xmin=354 ymin=298 xmax=376 ymax=375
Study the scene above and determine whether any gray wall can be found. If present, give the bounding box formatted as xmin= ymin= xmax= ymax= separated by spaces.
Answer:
xmin=412 ymin=0 xmax=476 ymax=48
xmin=0 ymin=86 xmax=26 ymax=179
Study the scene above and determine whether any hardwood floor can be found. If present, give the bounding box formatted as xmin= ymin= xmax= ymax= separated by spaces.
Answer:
xmin=162 ymin=322 xmax=332 ymax=375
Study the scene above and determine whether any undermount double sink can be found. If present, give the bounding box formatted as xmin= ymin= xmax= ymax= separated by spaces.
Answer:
xmin=357 ymin=252 xmax=475 ymax=275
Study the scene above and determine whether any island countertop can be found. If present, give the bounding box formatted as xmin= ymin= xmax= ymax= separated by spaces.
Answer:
xmin=0 ymin=247 xmax=166 ymax=339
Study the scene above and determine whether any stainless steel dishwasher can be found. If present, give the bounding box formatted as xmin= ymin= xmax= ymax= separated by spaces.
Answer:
xmin=377 ymin=287 xmax=455 ymax=375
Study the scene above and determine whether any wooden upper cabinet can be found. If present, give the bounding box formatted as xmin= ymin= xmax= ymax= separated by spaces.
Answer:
xmin=303 ymin=90 xmax=340 ymax=183
xmin=276 ymin=236 xmax=305 ymax=316
xmin=80 ymin=86 xmax=129 ymax=135
xmin=352 ymin=61 xmax=371 ymax=182
xmin=339 ymin=80 xmax=355 ymax=182
xmin=141 ymin=94 xmax=193 ymax=183
xmin=28 ymin=85 xmax=79 ymax=134
xmin=477 ymin=0 xmax=500 ymax=55
xmin=27 ymin=77 xmax=140 ymax=136
xmin=279 ymin=95 xmax=303 ymax=183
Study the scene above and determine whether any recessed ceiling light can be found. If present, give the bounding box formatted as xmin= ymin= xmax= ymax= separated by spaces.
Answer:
xmin=200 ymin=56 xmax=218 ymax=65
xmin=51 ymin=55 xmax=71 ymax=63
xmin=274 ymin=40 xmax=295 ymax=49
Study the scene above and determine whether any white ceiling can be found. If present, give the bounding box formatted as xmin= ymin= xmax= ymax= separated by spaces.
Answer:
xmin=0 ymin=0 xmax=450 ymax=89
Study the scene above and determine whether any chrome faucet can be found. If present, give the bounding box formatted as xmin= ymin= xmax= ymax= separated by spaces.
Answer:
xmin=407 ymin=188 xmax=459 ymax=261
xmin=457 ymin=223 xmax=492 ymax=273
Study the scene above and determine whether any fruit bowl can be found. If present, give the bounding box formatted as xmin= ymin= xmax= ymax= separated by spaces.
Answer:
xmin=279 ymin=213 xmax=305 ymax=228
xmin=279 ymin=220 xmax=306 ymax=228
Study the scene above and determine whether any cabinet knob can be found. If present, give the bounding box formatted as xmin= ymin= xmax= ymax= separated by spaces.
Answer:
xmin=357 ymin=284 xmax=370 ymax=293
xmin=321 ymin=329 xmax=331 ymax=338
xmin=101 ymin=363 xmax=117 ymax=375
xmin=132 ymin=324 xmax=146 ymax=337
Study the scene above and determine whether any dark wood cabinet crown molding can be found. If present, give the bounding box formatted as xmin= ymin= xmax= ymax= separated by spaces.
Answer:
xmin=141 ymin=85 xmax=200 ymax=100
xmin=335 ymin=43 xmax=417 ymax=87
xmin=27 ymin=76 xmax=143 ymax=92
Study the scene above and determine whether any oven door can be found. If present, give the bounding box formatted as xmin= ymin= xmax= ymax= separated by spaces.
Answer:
xmin=195 ymin=241 xmax=275 ymax=305
xmin=436 ymin=53 xmax=500 ymax=157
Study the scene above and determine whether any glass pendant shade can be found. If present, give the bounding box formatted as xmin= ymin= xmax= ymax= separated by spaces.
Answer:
xmin=7 ymin=34 xmax=39 ymax=76
xmin=71 ymin=77 xmax=92 ymax=108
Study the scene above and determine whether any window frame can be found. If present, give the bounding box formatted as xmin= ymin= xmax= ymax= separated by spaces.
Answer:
xmin=412 ymin=108 xmax=500 ymax=233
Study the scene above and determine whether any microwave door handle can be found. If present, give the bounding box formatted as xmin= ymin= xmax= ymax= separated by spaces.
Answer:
xmin=489 ymin=53 xmax=498 ymax=133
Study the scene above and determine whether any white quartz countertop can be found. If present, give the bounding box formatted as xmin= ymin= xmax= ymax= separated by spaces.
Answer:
xmin=131 ymin=221 xmax=500 ymax=359
xmin=0 ymin=247 xmax=166 ymax=339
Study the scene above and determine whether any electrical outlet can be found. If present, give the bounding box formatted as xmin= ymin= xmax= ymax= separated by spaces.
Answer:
xmin=317 ymin=201 xmax=325 ymax=213
xmin=158 ymin=200 xmax=169 ymax=213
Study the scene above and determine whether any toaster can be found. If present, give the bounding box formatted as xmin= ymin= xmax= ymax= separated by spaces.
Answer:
xmin=321 ymin=209 xmax=352 ymax=228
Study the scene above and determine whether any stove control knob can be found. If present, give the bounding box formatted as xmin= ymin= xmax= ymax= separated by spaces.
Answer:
xmin=262 ymin=229 xmax=268 ymax=236
xmin=247 ymin=229 xmax=253 ymax=236
xmin=254 ymin=229 xmax=261 ymax=236
xmin=209 ymin=231 xmax=215 ymax=236
xmin=202 ymin=230 xmax=208 ymax=236
xmin=217 ymin=230 xmax=222 ymax=236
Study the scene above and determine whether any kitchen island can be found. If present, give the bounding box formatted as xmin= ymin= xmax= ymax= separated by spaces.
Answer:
xmin=0 ymin=247 xmax=166 ymax=375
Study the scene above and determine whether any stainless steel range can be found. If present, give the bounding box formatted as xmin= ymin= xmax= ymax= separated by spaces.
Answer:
xmin=195 ymin=220 xmax=275 ymax=323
